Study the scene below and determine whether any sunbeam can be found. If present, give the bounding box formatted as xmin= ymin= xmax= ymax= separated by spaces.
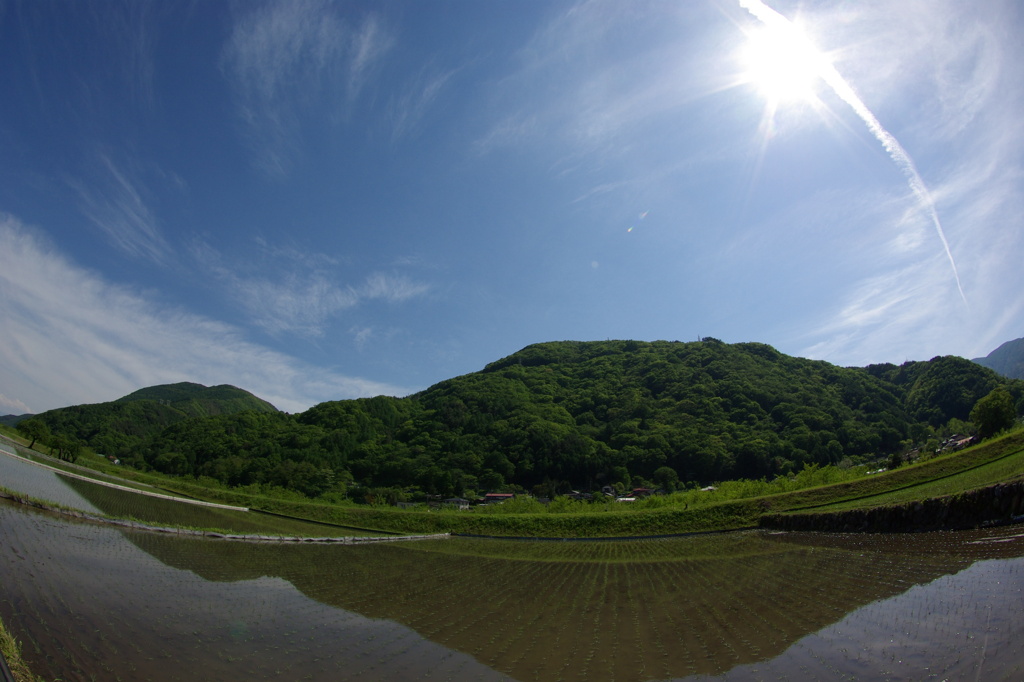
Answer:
xmin=739 ymin=0 xmax=968 ymax=305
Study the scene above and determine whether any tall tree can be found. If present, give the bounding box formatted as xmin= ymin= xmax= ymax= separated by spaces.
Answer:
xmin=970 ymin=388 xmax=1017 ymax=439
xmin=16 ymin=418 xmax=49 ymax=449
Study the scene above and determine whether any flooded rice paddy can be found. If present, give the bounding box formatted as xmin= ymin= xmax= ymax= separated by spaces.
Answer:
xmin=2 ymin=450 xmax=1023 ymax=680
xmin=0 ymin=447 xmax=379 ymax=537
xmin=0 ymin=444 xmax=104 ymax=514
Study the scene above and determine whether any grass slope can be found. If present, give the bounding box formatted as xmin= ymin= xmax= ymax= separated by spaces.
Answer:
xmin=760 ymin=429 xmax=1024 ymax=514
xmin=0 ymin=615 xmax=44 ymax=682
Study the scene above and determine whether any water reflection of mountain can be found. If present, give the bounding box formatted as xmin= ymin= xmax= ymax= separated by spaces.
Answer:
xmin=4 ymin=474 xmax=1023 ymax=681
xmin=124 ymin=526 xmax=1024 ymax=680
xmin=0 ymin=500 xmax=505 ymax=682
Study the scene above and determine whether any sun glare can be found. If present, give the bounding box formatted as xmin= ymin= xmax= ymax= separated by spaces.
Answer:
xmin=740 ymin=22 xmax=827 ymax=105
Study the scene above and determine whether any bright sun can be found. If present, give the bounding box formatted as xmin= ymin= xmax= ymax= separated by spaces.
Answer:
xmin=740 ymin=21 xmax=827 ymax=105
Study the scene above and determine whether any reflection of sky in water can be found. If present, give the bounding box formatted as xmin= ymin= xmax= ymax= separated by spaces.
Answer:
xmin=0 ymin=447 xmax=102 ymax=513
xmin=684 ymin=552 xmax=1024 ymax=681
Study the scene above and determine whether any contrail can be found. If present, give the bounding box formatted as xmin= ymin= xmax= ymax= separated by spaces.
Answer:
xmin=740 ymin=0 xmax=967 ymax=304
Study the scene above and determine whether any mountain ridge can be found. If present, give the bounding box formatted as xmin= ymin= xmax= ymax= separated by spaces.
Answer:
xmin=17 ymin=340 xmax=1024 ymax=498
xmin=23 ymin=382 xmax=277 ymax=458
xmin=973 ymin=337 xmax=1024 ymax=380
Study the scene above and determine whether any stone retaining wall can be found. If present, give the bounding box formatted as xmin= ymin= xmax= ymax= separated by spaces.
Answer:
xmin=760 ymin=480 xmax=1024 ymax=533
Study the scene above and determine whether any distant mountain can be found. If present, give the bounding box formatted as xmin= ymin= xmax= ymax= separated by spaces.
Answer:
xmin=116 ymin=382 xmax=278 ymax=415
xmin=973 ymin=337 xmax=1024 ymax=380
xmin=33 ymin=382 xmax=277 ymax=456
xmin=0 ymin=414 xmax=33 ymax=427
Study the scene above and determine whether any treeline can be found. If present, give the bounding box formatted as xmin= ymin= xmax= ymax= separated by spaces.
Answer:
xmin=24 ymin=340 xmax=1024 ymax=500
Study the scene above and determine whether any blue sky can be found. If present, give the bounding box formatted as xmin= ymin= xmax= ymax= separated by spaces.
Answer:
xmin=2 ymin=0 xmax=1022 ymax=415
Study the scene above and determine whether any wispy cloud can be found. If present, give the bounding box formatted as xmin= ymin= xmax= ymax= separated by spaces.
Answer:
xmin=473 ymin=1 xmax=712 ymax=166
xmin=813 ymin=1 xmax=1004 ymax=141
xmin=194 ymin=240 xmax=430 ymax=338
xmin=0 ymin=393 xmax=31 ymax=415
xmin=228 ymin=271 xmax=360 ymax=337
xmin=347 ymin=15 xmax=392 ymax=99
xmin=221 ymin=1 xmax=394 ymax=176
xmin=799 ymin=259 xmax=955 ymax=367
xmin=388 ymin=67 xmax=457 ymax=142
xmin=791 ymin=1 xmax=1024 ymax=364
xmin=0 ymin=215 xmax=417 ymax=414
xmin=473 ymin=113 xmax=540 ymax=156
xmin=72 ymin=154 xmax=172 ymax=265
xmin=795 ymin=134 xmax=1024 ymax=367
xmin=350 ymin=325 xmax=375 ymax=351
xmin=193 ymin=240 xmax=355 ymax=337
xmin=780 ymin=136 xmax=1023 ymax=367
xmin=360 ymin=272 xmax=430 ymax=302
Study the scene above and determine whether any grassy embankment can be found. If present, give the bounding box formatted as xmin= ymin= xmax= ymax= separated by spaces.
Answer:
xmin=0 ymin=616 xmax=44 ymax=682
xmin=758 ymin=428 xmax=1024 ymax=514
xmin=819 ymin=450 xmax=1024 ymax=512
xmin=3 ymin=426 xmax=1023 ymax=538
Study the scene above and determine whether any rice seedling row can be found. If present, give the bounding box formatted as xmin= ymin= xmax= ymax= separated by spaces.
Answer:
xmin=689 ymin=556 xmax=782 ymax=657
xmin=557 ymin=561 xmax=615 ymax=679
xmin=463 ymin=557 xmax=581 ymax=678
xmin=500 ymin=561 xmax=583 ymax=677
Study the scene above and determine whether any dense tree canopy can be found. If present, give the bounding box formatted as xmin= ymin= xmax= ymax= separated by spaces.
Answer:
xmin=970 ymin=388 xmax=1017 ymax=439
xmin=29 ymin=341 xmax=1024 ymax=499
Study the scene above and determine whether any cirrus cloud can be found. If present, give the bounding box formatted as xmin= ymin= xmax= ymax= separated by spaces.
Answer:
xmin=222 ymin=0 xmax=394 ymax=176
xmin=0 ymin=214 xmax=418 ymax=414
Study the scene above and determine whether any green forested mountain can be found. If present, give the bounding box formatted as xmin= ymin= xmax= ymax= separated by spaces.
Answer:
xmin=33 ymin=382 xmax=277 ymax=459
xmin=974 ymin=337 xmax=1024 ymax=380
xmin=0 ymin=414 xmax=31 ymax=427
xmin=28 ymin=341 xmax=1024 ymax=499
xmin=116 ymin=382 xmax=278 ymax=415
xmin=865 ymin=354 xmax=1009 ymax=425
